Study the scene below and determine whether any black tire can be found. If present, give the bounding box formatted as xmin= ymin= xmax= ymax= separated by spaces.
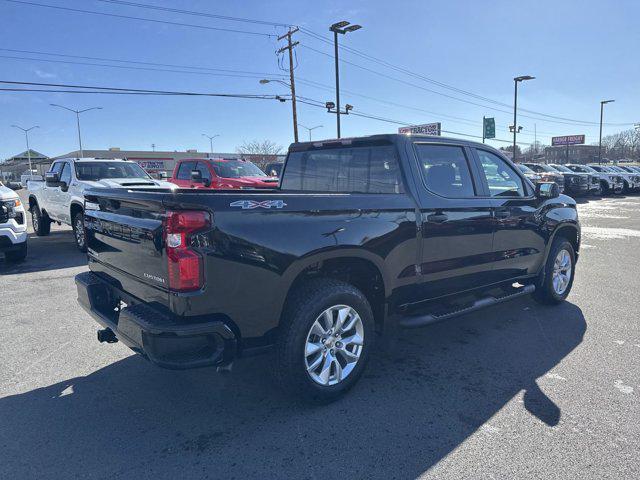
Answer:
xmin=533 ymin=237 xmax=576 ymax=305
xmin=273 ymin=278 xmax=375 ymax=402
xmin=72 ymin=211 xmax=87 ymax=252
xmin=5 ymin=241 xmax=28 ymax=263
xmin=31 ymin=203 xmax=51 ymax=236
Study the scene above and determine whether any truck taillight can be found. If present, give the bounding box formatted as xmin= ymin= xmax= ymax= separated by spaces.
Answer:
xmin=164 ymin=210 xmax=210 ymax=292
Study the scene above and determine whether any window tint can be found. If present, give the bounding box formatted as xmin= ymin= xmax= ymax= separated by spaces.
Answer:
xmin=59 ymin=163 xmax=71 ymax=184
xmin=195 ymin=162 xmax=211 ymax=180
xmin=414 ymin=144 xmax=475 ymax=198
xmin=176 ymin=161 xmax=197 ymax=180
xmin=477 ymin=150 xmax=525 ymax=197
xmin=281 ymin=145 xmax=404 ymax=193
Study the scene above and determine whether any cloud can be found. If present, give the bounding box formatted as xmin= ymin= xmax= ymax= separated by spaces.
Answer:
xmin=34 ymin=69 xmax=58 ymax=79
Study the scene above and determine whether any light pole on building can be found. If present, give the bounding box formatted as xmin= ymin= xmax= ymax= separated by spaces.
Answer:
xmin=202 ymin=134 xmax=220 ymax=155
xmin=50 ymin=104 xmax=102 ymax=158
xmin=11 ymin=124 xmax=39 ymax=179
xmin=598 ymin=99 xmax=615 ymax=164
xmin=512 ymin=75 xmax=535 ymax=161
xmin=297 ymin=124 xmax=323 ymax=141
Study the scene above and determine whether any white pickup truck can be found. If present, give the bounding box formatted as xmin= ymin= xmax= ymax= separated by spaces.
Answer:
xmin=28 ymin=158 xmax=175 ymax=251
xmin=0 ymin=181 xmax=28 ymax=262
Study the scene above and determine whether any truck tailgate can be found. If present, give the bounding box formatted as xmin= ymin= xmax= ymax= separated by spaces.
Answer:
xmin=84 ymin=189 xmax=170 ymax=307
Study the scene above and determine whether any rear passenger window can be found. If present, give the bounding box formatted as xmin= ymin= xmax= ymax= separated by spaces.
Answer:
xmin=476 ymin=150 xmax=525 ymax=197
xmin=281 ymin=145 xmax=404 ymax=193
xmin=414 ymin=144 xmax=476 ymax=198
xmin=176 ymin=161 xmax=197 ymax=180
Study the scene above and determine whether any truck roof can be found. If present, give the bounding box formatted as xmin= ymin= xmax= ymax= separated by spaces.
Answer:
xmin=54 ymin=157 xmax=136 ymax=163
xmin=288 ymin=133 xmax=493 ymax=152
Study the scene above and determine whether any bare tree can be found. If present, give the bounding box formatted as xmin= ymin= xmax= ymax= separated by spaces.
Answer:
xmin=236 ymin=140 xmax=284 ymax=170
xmin=236 ymin=140 xmax=283 ymax=156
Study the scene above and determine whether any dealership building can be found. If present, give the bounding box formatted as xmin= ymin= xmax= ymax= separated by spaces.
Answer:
xmin=543 ymin=144 xmax=600 ymax=164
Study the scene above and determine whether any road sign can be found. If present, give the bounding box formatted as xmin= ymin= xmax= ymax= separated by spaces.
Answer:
xmin=398 ymin=122 xmax=441 ymax=136
xmin=483 ymin=117 xmax=495 ymax=139
xmin=552 ymin=135 xmax=585 ymax=146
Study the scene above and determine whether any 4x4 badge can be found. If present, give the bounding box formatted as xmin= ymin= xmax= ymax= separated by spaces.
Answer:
xmin=230 ymin=200 xmax=287 ymax=210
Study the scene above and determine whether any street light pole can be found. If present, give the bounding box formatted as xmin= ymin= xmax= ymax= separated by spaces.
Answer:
xmin=297 ymin=124 xmax=323 ymax=141
xmin=330 ymin=21 xmax=362 ymax=138
xmin=202 ymin=134 xmax=220 ymax=155
xmin=50 ymin=104 xmax=102 ymax=158
xmin=512 ymin=75 xmax=535 ymax=162
xmin=598 ymin=99 xmax=615 ymax=165
xmin=11 ymin=125 xmax=39 ymax=178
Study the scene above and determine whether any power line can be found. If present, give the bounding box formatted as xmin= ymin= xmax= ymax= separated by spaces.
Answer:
xmin=299 ymin=28 xmax=635 ymax=127
xmin=2 ymin=0 xmax=277 ymax=37
xmin=0 ymin=54 xmax=288 ymax=81
xmin=0 ymin=48 xmax=286 ymax=76
xmin=95 ymin=0 xmax=291 ymax=27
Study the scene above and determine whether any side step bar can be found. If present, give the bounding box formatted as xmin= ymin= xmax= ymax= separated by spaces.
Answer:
xmin=398 ymin=284 xmax=535 ymax=329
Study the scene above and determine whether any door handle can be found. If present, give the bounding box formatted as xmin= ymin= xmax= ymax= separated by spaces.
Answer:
xmin=494 ymin=209 xmax=510 ymax=219
xmin=427 ymin=213 xmax=448 ymax=223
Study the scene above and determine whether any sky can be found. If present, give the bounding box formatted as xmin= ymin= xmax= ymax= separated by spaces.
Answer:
xmin=1 ymin=0 xmax=638 ymax=160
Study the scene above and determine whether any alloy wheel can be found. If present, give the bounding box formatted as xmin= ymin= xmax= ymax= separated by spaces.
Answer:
xmin=304 ymin=305 xmax=364 ymax=386
xmin=552 ymin=249 xmax=572 ymax=295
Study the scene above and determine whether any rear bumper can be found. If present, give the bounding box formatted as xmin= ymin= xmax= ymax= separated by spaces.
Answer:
xmin=75 ymin=271 xmax=237 ymax=369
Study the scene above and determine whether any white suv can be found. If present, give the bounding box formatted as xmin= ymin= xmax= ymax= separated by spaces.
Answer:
xmin=0 ymin=181 xmax=28 ymax=262
xmin=28 ymin=158 xmax=174 ymax=251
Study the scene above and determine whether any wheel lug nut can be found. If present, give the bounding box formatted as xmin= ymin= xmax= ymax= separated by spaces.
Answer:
xmin=330 ymin=349 xmax=335 ymax=355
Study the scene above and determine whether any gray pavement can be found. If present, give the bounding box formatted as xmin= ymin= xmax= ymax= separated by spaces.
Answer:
xmin=1 ymin=191 xmax=638 ymax=479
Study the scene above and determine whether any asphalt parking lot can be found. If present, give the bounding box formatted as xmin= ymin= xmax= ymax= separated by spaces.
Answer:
xmin=1 ymin=191 xmax=638 ymax=480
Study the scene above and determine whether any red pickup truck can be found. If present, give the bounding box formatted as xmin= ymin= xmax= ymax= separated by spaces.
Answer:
xmin=170 ymin=158 xmax=279 ymax=189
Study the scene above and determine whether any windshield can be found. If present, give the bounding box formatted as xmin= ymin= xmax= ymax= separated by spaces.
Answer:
xmin=567 ymin=165 xmax=595 ymax=173
xmin=75 ymin=162 xmax=151 ymax=181
xmin=211 ymin=160 xmax=266 ymax=178
xmin=550 ymin=165 xmax=573 ymax=173
xmin=527 ymin=163 xmax=557 ymax=173
xmin=516 ymin=164 xmax=535 ymax=174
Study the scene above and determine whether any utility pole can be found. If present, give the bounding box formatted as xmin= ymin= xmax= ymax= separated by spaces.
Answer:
xmin=482 ymin=116 xmax=485 ymax=143
xmin=11 ymin=125 xmax=39 ymax=180
xmin=598 ymin=99 xmax=615 ymax=165
xmin=277 ymin=27 xmax=300 ymax=143
xmin=151 ymin=143 xmax=156 ymax=152
xmin=329 ymin=21 xmax=362 ymax=138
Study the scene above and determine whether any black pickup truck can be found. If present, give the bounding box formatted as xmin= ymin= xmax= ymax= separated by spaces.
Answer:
xmin=75 ymin=134 xmax=580 ymax=401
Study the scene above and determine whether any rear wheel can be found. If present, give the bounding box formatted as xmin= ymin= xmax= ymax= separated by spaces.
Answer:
xmin=274 ymin=278 xmax=374 ymax=402
xmin=5 ymin=241 xmax=27 ymax=262
xmin=533 ymin=238 xmax=575 ymax=305
xmin=73 ymin=211 xmax=87 ymax=252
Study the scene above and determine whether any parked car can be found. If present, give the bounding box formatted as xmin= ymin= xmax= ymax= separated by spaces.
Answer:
xmin=28 ymin=158 xmax=175 ymax=251
xmin=521 ymin=163 xmax=565 ymax=193
xmin=4 ymin=181 xmax=23 ymax=191
xmin=565 ymin=164 xmax=617 ymax=196
xmin=607 ymin=165 xmax=640 ymax=193
xmin=170 ymin=158 xmax=279 ymax=190
xmin=548 ymin=164 xmax=593 ymax=196
xmin=264 ymin=162 xmax=283 ymax=177
xmin=75 ymin=134 xmax=580 ymax=401
xmin=516 ymin=163 xmax=542 ymax=183
xmin=588 ymin=165 xmax=624 ymax=194
xmin=0 ymin=181 xmax=28 ymax=262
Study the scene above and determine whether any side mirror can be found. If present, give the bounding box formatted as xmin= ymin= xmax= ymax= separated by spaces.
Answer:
xmin=536 ymin=182 xmax=559 ymax=199
xmin=45 ymin=171 xmax=60 ymax=186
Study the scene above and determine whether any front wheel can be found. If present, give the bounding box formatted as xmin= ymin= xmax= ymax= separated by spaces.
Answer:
xmin=274 ymin=278 xmax=375 ymax=402
xmin=31 ymin=204 xmax=51 ymax=236
xmin=533 ymin=238 xmax=575 ymax=305
xmin=73 ymin=212 xmax=87 ymax=252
